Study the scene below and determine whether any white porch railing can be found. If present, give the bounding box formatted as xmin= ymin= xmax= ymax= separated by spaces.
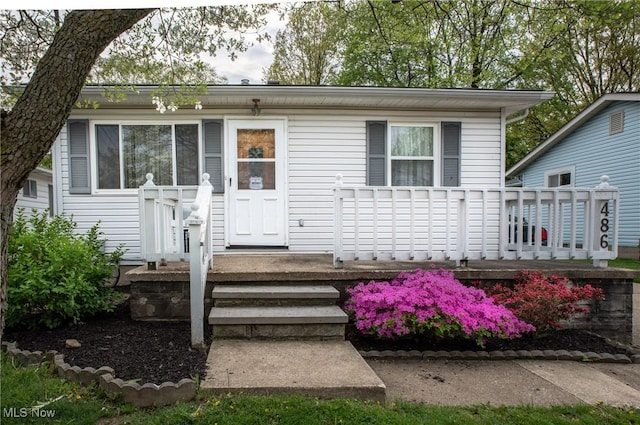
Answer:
xmin=185 ymin=174 xmax=213 ymax=348
xmin=333 ymin=175 xmax=619 ymax=269
xmin=139 ymin=173 xmax=198 ymax=266
xmin=138 ymin=173 xmax=213 ymax=347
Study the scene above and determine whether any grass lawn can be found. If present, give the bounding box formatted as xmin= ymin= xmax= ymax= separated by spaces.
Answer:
xmin=608 ymin=258 xmax=640 ymax=271
xmin=2 ymin=353 xmax=638 ymax=425
xmin=573 ymin=257 xmax=640 ymax=282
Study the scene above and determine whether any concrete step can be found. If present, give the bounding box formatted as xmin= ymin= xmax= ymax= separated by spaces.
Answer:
xmin=212 ymin=285 xmax=340 ymax=299
xmin=208 ymin=306 xmax=348 ymax=325
xmin=212 ymin=285 xmax=340 ymax=307
xmin=201 ymin=340 xmax=386 ymax=402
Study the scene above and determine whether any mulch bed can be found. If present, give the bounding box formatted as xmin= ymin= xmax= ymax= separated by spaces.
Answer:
xmin=346 ymin=325 xmax=630 ymax=354
xmin=4 ymin=296 xmax=631 ymax=384
xmin=4 ymin=297 xmax=207 ymax=384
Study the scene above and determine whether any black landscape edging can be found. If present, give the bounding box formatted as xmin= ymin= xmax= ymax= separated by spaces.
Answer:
xmin=359 ymin=347 xmax=635 ymax=363
xmin=1 ymin=341 xmax=196 ymax=408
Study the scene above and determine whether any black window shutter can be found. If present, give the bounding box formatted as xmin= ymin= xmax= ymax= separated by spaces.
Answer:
xmin=441 ymin=122 xmax=461 ymax=187
xmin=203 ymin=120 xmax=224 ymax=193
xmin=68 ymin=120 xmax=91 ymax=194
xmin=366 ymin=121 xmax=387 ymax=186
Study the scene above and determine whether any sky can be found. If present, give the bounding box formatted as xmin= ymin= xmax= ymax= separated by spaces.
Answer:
xmin=213 ymin=9 xmax=286 ymax=84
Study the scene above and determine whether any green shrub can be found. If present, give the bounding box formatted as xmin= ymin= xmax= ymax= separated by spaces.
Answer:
xmin=474 ymin=271 xmax=604 ymax=333
xmin=7 ymin=210 xmax=125 ymax=330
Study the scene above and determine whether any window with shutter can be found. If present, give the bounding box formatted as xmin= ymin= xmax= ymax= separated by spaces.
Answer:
xmin=366 ymin=121 xmax=456 ymax=187
xmin=92 ymin=121 xmax=204 ymax=190
xmin=68 ymin=120 xmax=91 ymax=194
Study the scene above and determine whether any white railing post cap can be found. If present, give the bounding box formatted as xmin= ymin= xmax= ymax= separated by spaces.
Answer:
xmin=143 ymin=173 xmax=155 ymax=187
xmin=596 ymin=175 xmax=610 ymax=189
xmin=189 ymin=202 xmax=201 ymax=220
xmin=202 ymin=173 xmax=211 ymax=186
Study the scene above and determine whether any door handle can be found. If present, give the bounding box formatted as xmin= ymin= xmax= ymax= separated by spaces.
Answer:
xmin=229 ymin=177 xmax=232 ymax=187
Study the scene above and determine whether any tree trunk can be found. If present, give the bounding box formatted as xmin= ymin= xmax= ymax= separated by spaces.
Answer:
xmin=0 ymin=9 xmax=152 ymax=337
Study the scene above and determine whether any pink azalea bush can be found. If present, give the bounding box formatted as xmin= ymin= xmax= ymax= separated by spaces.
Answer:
xmin=345 ymin=267 xmax=535 ymax=347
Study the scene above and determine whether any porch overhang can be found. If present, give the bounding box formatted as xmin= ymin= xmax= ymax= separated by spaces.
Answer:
xmin=76 ymin=85 xmax=554 ymax=117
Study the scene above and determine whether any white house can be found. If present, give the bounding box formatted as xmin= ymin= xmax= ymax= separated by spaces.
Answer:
xmin=507 ymin=93 xmax=640 ymax=259
xmin=50 ymin=85 xmax=620 ymax=266
xmin=14 ymin=166 xmax=54 ymax=219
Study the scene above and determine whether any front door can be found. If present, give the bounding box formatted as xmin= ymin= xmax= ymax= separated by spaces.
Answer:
xmin=227 ymin=119 xmax=287 ymax=246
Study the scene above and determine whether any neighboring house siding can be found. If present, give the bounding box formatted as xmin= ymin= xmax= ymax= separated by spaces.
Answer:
xmin=520 ymin=101 xmax=640 ymax=248
xmin=14 ymin=168 xmax=53 ymax=218
xmin=57 ymin=108 xmax=503 ymax=261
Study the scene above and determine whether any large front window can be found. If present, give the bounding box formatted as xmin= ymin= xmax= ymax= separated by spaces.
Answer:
xmin=390 ymin=125 xmax=435 ymax=186
xmin=95 ymin=123 xmax=199 ymax=189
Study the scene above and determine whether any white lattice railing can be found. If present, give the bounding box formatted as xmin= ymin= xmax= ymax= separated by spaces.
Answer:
xmin=333 ymin=175 xmax=619 ymax=269
xmin=185 ymin=174 xmax=213 ymax=348
xmin=139 ymin=173 xmax=198 ymax=266
xmin=138 ymin=173 xmax=213 ymax=347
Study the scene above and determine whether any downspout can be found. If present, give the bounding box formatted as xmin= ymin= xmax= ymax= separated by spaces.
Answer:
xmin=503 ymin=108 xmax=530 ymax=184
xmin=506 ymin=108 xmax=529 ymax=125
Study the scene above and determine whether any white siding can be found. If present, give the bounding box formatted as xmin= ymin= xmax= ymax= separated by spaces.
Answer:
xmin=288 ymin=115 xmax=366 ymax=252
xmin=57 ymin=108 xmax=503 ymax=259
xmin=212 ymin=196 xmax=225 ymax=251
xmin=14 ymin=169 xmax=53 ymax=218
xmin=460 ymin=118 xmax=502 ymax=187
xmin=285 ymin=110 xmax=502 ymax=253
xmin=57 ymin=122 xmax=140 ymax=260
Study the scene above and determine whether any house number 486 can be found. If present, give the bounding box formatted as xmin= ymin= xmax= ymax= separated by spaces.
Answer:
xmin=600 ymin=202 xmax=609 ymax=249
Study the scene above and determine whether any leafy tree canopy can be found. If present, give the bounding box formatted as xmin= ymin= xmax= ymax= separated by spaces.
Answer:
xmin=267 ymin=0 xmax=640 ymax=169
xmin=265 ymin=2 xmax=341 ymax=85
xmin=0 ymin=6 xmax=274 ymax=109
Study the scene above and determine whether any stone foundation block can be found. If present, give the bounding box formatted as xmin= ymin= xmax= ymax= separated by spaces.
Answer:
xmin=212 ymin=324 xmax=345 ymax=340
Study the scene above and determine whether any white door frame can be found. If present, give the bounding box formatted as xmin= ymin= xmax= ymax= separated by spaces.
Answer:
xmin=224 ymin=117 xmax=288 ymax=247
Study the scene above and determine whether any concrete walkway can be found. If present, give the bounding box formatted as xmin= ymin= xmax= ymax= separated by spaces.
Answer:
xmin=369 ymin=358 xmax=640 ymax=407
xmin=201 ymin=340 xmax=386 ymax=402
xmin=201 ymin=340 xmax=640 ymax=407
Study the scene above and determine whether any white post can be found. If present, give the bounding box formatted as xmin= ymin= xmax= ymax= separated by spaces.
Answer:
xmin=187 ymin=173 xmax=213 ymax=348
xmin=140 ymin=173 xmax=158 ymax=269
xmin=188 ymin=202 xmax=205 ymax=348
xmin=333 ymin=174 xmax=344 ymax=269
xmin=593 ymin=175 xmax=612 ymax=268
xmin=457 ymin=190 xmax=469 ymax=267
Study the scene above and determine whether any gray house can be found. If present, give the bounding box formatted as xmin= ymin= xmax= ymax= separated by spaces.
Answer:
xmin=507 ymin=93 xmax=640 ymax=258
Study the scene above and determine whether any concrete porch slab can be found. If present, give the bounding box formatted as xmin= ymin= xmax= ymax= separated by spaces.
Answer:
xmin=201 ymin=340 xmax=386 ymax=402
xmin=128 ymin=253 xmax=640 ymax=283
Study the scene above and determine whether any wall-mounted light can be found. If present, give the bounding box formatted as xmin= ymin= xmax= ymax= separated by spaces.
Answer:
xmin=251 ymin=98 xmax=261 ymax=116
